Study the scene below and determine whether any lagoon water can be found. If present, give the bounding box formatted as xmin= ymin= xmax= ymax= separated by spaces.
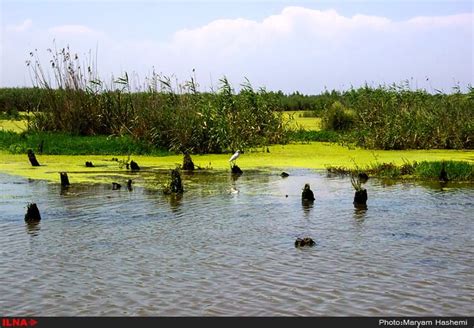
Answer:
xmin=0 ymin=170 xmax=473 ymax=316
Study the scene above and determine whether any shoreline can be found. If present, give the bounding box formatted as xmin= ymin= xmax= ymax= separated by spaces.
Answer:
xmin=1 ymin=142 xmax=473 ymax=184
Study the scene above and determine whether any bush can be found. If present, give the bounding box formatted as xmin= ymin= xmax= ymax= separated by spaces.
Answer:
xmin=322 ymin=101 xmax=356 ymax=131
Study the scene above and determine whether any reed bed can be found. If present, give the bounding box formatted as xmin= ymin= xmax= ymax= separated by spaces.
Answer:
xmin=1 ymin=45 xmax=472 ymax=151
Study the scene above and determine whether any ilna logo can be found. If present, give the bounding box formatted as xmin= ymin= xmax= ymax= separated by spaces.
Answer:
xmin=1 ymin=318 xmax=38 ymax=327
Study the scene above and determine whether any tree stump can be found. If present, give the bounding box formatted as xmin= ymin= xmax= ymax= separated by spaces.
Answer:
xmin=170 ymin=169 xmax=184 ymax=193
xmin=112 ymin=182 xmax=121 ymax=190
xmin=182 ymin=153 xmax=195 ymax=171
xmin=280 ymin=172 xmax=290 ymax=178
xmin=231 ymin=164 xmax=243 ymax=175
xmin=27 ymin=149 xmax=40 ymax=167
xmin=59 ymin=172 xmax=70 ymax=187
xmin=24 ymin=203 xmax=41 ymax=222
xmin=130 ymin=160 xmax=140 ymax=171
xmin=353 ymin=189 xmax=368 ymax=209
xmin=301 ymin=183 xmax=315 ymax=202
xmin=85 ymin=161 xmax=94 ymax=167
xmin=295 ymin=237 xmax=315 ymax=247
xmin=358 ymin=172 xmax=369 ymax=183
xmin=127 ymin=179 xmax=133 ymax=191
xmin=439 ymin=164 xmax=449 ymax=182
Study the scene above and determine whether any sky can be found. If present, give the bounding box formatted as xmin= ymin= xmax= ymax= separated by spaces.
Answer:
xmin=1 ymin=0 xmax=473 ymax=94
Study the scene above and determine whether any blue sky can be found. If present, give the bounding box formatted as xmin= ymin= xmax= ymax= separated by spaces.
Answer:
xmin=1 ymin=0 xmax=472 ymax=93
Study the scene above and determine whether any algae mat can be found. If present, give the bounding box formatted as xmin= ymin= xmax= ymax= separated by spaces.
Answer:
xmin=1 ymin=142 xmax=473 ymax=185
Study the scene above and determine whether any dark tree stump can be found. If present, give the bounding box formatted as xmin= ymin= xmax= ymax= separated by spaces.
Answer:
xmin=25 ymin=203 xmax=41 ymax=222
xmin=130 ymin=160 xmax=140 ymax=171
xmin=295 ymin=237 xmax=315 ymax=247
xmin=112 ymin=182 xmax=121 ymax=190
xmin=127 ymin=179 xmax=133 ymax=191
xmin=353 ymin=189 xmax=368 ymax=208
xmin=59 ymin=172 xmax=70 ymax=187
xmin=301 ymin=183 xmax=315 ymax=202
xmin=358 ymin=172 xmax=369 ymax=183
xmin=439 ymin=165 xmax=448 ymax=182
xmin=27 ymin=149 xmax=40 ymax=167
xmin=85 ymin=161 xmax=94 ymax=167
xmin=38 ymin=140 xmax=44 ymax=154
xmin=280 ymin=172 xmax=290 ymax=178
xmin=231 ymin=164 xmax=243 ymax=175
xmin=182 ymin=153 xmax=195 ymax=171
xmin=169 ymin=169 xmax=184 ymax=193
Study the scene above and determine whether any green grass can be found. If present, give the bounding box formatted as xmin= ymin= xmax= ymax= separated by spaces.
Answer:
xmin=288 ymin=129 xmax=340 ymax=142
xmin=327 ymin=160 xmax=474 ymax=181
xmin=0 ymin=131 xmax=169 ymax=156
xmin=283 ymin=111 xmax=322 ymax=131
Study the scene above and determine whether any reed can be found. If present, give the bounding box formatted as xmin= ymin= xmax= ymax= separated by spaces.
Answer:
xmin=24 ymin=47 xmax=289 ymax=154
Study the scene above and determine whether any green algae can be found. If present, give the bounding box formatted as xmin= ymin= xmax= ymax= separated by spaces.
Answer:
xmin=1 ymin=142 xmax=473 ymax=185
xmin=283 ymin=111 xmax=321 ymax=131
xmin=0 ymin=119 xmax=28 ymax=133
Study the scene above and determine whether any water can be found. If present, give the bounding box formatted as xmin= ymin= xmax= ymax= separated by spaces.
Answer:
xmin=0 ymin=170 xmax=473 ymax=316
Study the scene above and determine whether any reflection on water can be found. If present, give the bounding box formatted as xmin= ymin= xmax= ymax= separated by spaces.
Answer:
xmin=0 ymin=171 xmax=473 ymax=316
xmin=353 ymin=207 xmax=368 ymax=222
xmin=25 ymin=221 xmax=41 ymax=236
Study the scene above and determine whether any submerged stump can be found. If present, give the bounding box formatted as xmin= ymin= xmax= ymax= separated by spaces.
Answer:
xmin=112 ymin=182 xmax=121 ymax=190
xmin=27 ymin=149 xmax=40 ymax=167
xmin=439 ymin=163 xmax=449 ymax=183
xmin=182 ymin=153 xmax=195 ymax=171
xmin=168 ymin=169 xmax=184 ymax=194
xmin=353 ymin=189 xmax=368 ymax=209
xmin=358 ymin=172 xmax=369 ymax=183
xmin=59 ymin=172 xmax=70 ymax=187
xmin=24 ymin=203 xmax=41 ymax=223
xmin=130 ymin=160 xmax=140 ymax=171
xmin=127 ymin=179 xmax=133 ymax=191
xmin=301 ymin=183 xmax=315 ymax=202
xmin=231 ymin=164 xmax=243 ymax=175
xmin=280 ymin=172 xmax=290 ymax=178
xmin=295 ymin=237 xmax=315 ymax=248
xmin=85 ymin=161 xmax=94 ymax=167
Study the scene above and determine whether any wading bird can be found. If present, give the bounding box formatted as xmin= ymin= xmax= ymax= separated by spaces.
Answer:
xmin=229 ymin=150 xmax=241 ymax=164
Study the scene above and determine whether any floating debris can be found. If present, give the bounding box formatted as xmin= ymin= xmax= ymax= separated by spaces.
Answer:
xmin=281 ymin=172 xmax=290 ymax=178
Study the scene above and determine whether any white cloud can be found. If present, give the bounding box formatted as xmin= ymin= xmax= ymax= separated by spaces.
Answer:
xmin=6 ymin=19 xmax=33 ymax=32
xmin=2 ymin=7 xmax=472 ymax=92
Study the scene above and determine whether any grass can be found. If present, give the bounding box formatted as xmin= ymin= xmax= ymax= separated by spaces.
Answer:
xmin=283 ymin=111 xmax=322 ymax=131
xmin=0 ymin=131 xmax=168 ymax=155
xmin=327 ymin=160 xmax=474 ymax=181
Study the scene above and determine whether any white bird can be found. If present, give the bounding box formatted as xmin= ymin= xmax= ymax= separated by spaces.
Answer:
xmin=229 ymin=150 xmax=241 ymax=163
